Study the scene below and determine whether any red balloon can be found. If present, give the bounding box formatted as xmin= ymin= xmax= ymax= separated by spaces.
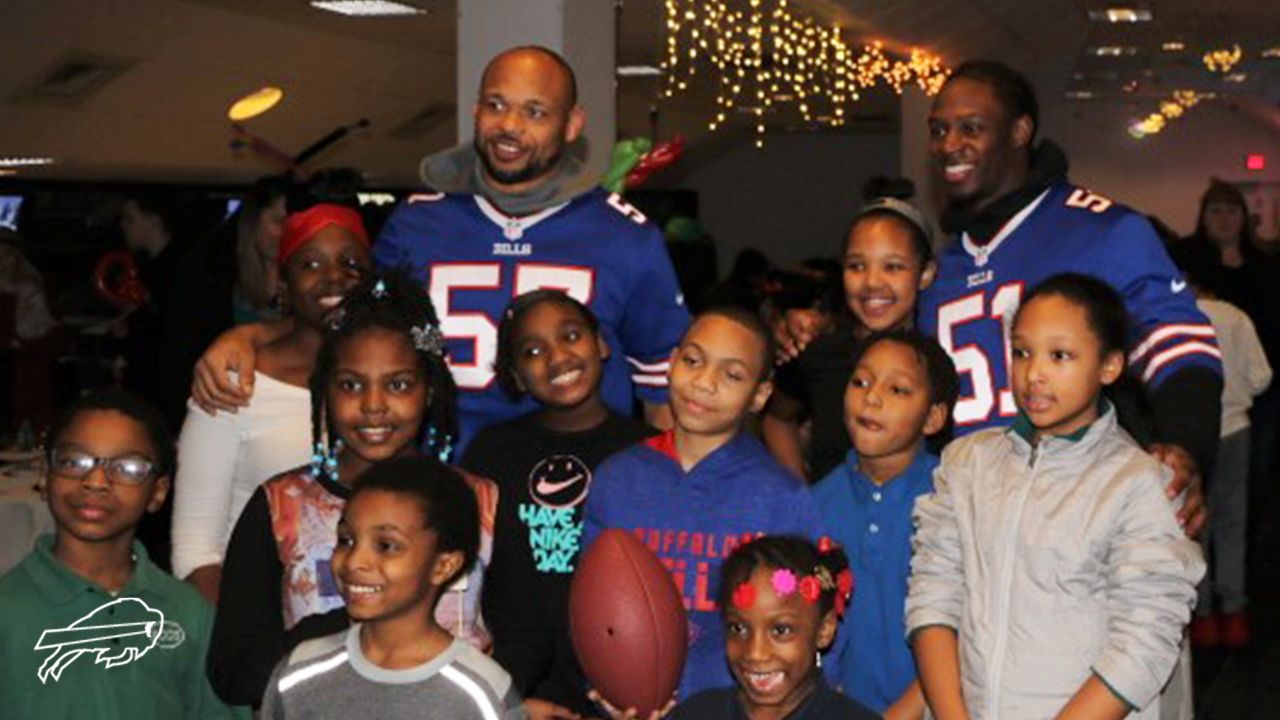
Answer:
xmin=625 ymin=135 xmax=686 ymax=190
xmin=93 ymin=251 xmax=149 ymax=309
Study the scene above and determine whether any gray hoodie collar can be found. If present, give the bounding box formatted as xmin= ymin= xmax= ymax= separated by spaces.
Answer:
xmin=417 ymin=141 xmax=599 ymax=217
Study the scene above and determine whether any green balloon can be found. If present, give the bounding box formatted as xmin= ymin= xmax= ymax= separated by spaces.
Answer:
xmin=602 ymin=137 xmax=652 ymax=193
xmin=664 ymin=215 xmax=704 ymax=243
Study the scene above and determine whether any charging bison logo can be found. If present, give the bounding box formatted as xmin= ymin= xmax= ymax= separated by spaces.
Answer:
xmin=34 ymin=597 xmax=165 ymax=683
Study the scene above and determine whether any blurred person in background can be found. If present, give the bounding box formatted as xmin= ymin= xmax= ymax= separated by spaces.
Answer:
xmin=702 ymin=248 xmax=772 ymax=312
xmin=230 ymin=177 xmax=290 ymax=324
xmin=118 ymin=190 xmax=226 ymax=434
xmin=0 ymin=227 xmax=59 ymax=436
xmin=1178 ymin=180 xmax=1280 ymax=542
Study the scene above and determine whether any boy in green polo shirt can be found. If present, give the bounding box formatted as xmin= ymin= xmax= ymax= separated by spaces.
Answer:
xmin=0 ymin=388 xmax=245 ymax=719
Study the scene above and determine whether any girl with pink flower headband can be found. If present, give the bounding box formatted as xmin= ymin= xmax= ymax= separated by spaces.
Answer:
xmin=669 ymin=535 xmax=877 ymax=720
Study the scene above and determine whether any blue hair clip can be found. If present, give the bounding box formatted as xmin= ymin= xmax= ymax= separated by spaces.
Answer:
xmin=310 ymin=439 xmax=344 ymax=479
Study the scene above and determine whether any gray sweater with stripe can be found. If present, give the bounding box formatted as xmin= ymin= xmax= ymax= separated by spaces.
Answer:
xmin=261 ymin=627 xmax=525 ymax=719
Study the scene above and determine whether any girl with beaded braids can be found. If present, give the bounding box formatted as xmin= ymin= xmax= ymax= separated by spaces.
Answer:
xmin=208 ymin=269 xmax=500 ymax=709
xmin=306 ymin=268 xmax=457 ymax=467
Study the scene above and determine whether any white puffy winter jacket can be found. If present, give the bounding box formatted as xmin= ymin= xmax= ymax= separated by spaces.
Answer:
xmin=906 ymin=406 xmax=1205 ymax=720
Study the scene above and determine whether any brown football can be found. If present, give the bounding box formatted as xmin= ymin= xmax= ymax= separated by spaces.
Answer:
xmin=570 ymin=529 xmax=688 ymax=716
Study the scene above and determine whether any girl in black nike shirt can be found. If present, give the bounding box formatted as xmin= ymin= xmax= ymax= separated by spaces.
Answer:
xmin=463 ymin=290 xmax=655 ymax=720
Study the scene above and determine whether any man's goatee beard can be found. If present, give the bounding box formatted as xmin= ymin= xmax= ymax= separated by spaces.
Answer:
xmin=474 ymin=136 xmax=562 ymax=188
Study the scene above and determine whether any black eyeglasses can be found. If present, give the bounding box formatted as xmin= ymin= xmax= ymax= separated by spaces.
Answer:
xmin=49 ymin=448 xmax=157 ymax=486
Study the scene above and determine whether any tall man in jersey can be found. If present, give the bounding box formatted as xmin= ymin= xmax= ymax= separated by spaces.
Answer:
xmin=192 ymin=46 xmax=689 ymax=450
xmin=913 ymin=61 xmax=1220 ymax=720
xmin=777 ymin=61 xmax=1216 ymax=533
xmin=916 ymin=62 xmax=1219 ymax=527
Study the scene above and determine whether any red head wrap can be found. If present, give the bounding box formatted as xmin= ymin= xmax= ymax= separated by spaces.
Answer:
xmin=278 ymin=203 xmax=370 ymax=265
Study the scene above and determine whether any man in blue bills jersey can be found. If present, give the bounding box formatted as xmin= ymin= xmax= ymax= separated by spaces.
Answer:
xmin=778 ymin=61 xmax=1216 ymax=532
xmin=192 ymin=47 xmax=689 ymax=451
xmin=918 ymin=62 xmax=1218 ymax=523
xmin=916 ymin=62 xmax=1214 ymax=720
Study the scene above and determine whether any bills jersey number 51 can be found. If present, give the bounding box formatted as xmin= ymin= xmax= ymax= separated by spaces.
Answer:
xmin=936 ymin=282 xmax=1024 ymax=426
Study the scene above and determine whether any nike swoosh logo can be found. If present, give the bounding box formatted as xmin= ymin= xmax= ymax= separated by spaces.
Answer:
xmin=1171 ymin=279 xmax=1187 ymax=293
xmin=535 ymin=474 xmax=585 ymax=496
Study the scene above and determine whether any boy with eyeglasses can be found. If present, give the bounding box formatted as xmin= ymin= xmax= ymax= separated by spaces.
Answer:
xmin=0 ymin=388 xmax=245 ymax=719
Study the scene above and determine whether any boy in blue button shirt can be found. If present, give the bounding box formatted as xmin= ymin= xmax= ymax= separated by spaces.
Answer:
xmin=0 ymin=388 xmax=244 ymax=719
xmin=811 ymin=329 xmax=958 ymax=718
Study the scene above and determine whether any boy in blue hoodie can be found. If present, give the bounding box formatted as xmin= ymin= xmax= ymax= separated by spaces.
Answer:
xmin=811 ymin=329 xmax=957 ymax=718
xmin=583 ymin=306 xmax=822 ymax=701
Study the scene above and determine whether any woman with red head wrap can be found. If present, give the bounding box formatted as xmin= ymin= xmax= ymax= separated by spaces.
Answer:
xmin=173 ymin=203 xmax=372 ymax=603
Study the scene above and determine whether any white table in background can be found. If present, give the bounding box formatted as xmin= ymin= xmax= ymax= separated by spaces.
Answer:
xmin=0 ymin=452 xmax=53 ymax=576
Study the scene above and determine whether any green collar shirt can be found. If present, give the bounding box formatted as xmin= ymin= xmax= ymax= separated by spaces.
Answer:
xmin=0 ymin=535 xmax=247 ymax=720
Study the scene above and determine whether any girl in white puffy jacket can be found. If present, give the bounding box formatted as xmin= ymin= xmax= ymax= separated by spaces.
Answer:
xmin=906 ymin=273 xmax=1205 ymax=720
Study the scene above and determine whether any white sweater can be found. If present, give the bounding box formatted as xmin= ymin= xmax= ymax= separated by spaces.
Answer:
xmin=1198 ymin=298 xmax=1272 ymax=437
xmin=171 ymin=372 xmax=312 ymax=578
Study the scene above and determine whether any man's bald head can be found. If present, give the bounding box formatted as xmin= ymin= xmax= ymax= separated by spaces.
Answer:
xmin=481 ymin=45 xmax=578 ymax=109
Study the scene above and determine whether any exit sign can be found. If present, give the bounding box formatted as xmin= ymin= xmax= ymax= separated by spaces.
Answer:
xmin=1246 ymin=153 xmax=1266 ymax=171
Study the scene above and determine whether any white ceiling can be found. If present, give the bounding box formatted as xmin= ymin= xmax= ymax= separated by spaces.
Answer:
xmin=3 ymin=0 xmax=1277 ymax=185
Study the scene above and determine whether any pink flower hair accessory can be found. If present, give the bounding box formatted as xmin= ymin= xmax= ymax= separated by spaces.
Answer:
xmin=771 ymin=569 xmax=798 ymax=597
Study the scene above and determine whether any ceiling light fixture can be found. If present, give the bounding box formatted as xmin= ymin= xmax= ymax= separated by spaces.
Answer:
xmin=1091 ymin=45 xmax=1138 ymax=57
xmin=617 ymin=65 xmax=664 ymax=77
xmin=1261 ymin=47 xmax=1280 ymax=59
xmin=1088 ymin=8 xmax=1152 ymax=23
xmin=309 ymin=1 xmax=427 ymax=17
xmin=0 ymin=157 xmax=56 ymax=167
xmin=1162 ymin=41 xmax=1185 ymax=52
xmin=1065 ymin=90 xmax=1095 ymax=100
xmin=357 ymin=192 xmax=397 ymax=206
xmin=228 ymin=86 xmax=284 ymax=121
xmin=1224 ymin=72 xmax=1248 ymax=83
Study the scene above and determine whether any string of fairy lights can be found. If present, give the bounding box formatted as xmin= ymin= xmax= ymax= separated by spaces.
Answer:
xmin=659 ymin=0 xmax=948 ymax=147
xmin=1128 ymin=43 xmax=1252 ymax=139
xmin=653 ymin=3 xmax=1259 ymax=144
xmin=1128 ymin=89 xmax=1209 ymax=139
